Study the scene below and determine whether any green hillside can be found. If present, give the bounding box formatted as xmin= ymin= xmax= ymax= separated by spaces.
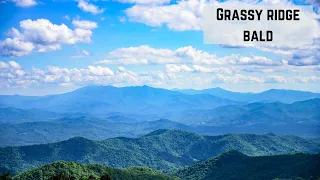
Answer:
xmin=1 ymin=130 xmax=319 ymax=175
xmin=11 ymin=161 xmax=177 ymax=180
xmin=173 ymin=151 xmax=320 ymax=180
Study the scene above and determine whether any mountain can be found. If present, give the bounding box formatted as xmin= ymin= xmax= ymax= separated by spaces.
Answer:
xmin=0 ymin=86 xmax=237 ymax=115
xmin=164 ymin=99 xmax=320 ymax=137
xmin=1 ymin=98 xmax=319 ymax=147
xmin=0 ymin=117 xmax=191 ymax=147
xmin=176 ymin=88 xmax=320 ymax=103
xmin=0 ymin=107 xmax=62 ymax=124
xmin=12 ymin=161 xmax=177 ymax=180
xmin=1 ymin=129 xmax=319 ymax=175
xmin=173 ymin=150 xmax=320 ymax=180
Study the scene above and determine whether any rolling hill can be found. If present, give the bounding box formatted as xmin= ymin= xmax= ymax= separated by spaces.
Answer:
xmin=1 ymin=129 xmax=319 ymax=176
xmin=173 ymin=150 xmax=320 ymax=180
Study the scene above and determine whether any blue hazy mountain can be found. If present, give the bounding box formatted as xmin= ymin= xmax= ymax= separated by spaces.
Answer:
xmin=1 ymin=99 xmax=319 ymax=146
xmin=0 ymin=107 xmax=63 ymax=124
xmin=176 ymin=88 xmax=320 ymax=103
xmin=165 ymin=98 xmax=320 ymax=125
xmin=0 ymin=85 xmax=237 ymax=114
xmin=0 ymin=117 xmax=192 ymax=147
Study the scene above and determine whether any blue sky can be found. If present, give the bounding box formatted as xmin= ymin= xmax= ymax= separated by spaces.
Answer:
xmin=0 ymin=0 xmax=319 ymax=95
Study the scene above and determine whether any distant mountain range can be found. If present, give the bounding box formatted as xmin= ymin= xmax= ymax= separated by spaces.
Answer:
xmin=165 ymin=98 xmax=320 ymax=125
xmin=0 ymin=117 xmax=191 ymax=146
xmin=0 ymin=86 xmax=237 ymax=115
xmin=0 ymin=107 xmax=63 ymax=124
xmin=173 ymin=150 xmax=320 ymax=180
xmin=1 ymin=129 xmax=319 ymax=175
xmin=175 ymin=87 xmax=320 ymax=103
xmin=1 ymin=86 xmax=319 ymax=116
xmin=1 ymin=98 xmax=319 ymax=146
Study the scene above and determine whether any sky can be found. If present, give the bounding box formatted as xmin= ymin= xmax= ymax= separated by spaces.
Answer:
xmin=0 ymin=0 xmax=319 ymax=95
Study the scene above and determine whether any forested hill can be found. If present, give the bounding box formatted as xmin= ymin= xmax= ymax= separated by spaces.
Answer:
xmin=173 ymin=150 xmax=320 ymax=180
xmin=5 ymin=152 xmax=320 ymax=180
xmin=1 ymin=129 xmax=319 ymax=175
xmin=12 ymin=161 xmax=178 ymax=180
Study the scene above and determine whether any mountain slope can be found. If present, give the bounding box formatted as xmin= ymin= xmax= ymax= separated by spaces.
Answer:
xmin=13 ymin=161 xmax=177 ymax=180
xmin=0 ymin=118 xmax=192 ymax=147
xmin=164 ymin=99 xmax=320 ymax=137
xmin=0 ymin=107 xmax=62 ymax=124
xmin=0 ymin=86 xmax=236 ymax=114
xmin=176 ymin=88 xmax=320 ymax=103
xmin=1 ymin=129 xmax=319 ymax=175
xmin=173 ymin=151 xmax=320 ymax=180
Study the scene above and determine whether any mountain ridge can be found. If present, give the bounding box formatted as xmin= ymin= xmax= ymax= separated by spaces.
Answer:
xmin=1 ymin=129 xmax=319 ymax=175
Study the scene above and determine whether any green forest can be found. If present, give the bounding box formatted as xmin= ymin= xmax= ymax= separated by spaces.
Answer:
xmin=1 ymin=151 xmax=319 ymax=180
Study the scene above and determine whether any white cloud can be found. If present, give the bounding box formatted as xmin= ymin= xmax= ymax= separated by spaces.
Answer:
xmin=237 ymin=56 xmax=286 ymax=66
xmin=95 ymin=45 xmax=288 ymax=69
xmin=0 ymin=61 xmax=319 ymax=89
xmin=125 ymin=0 xmax=204 ymax=31
xmin=8 ymin=61 xmax=22 ymax=69
xmin=10 ymin=0 xmax=37 ymax=7
xmin=0 ymin=38 xmax=35 ymax=57
xmin=165 ymin=64 xmax=193 ymax=73
xmin=72 ymin=20 xmax=98 ymax=29
xmin=76 ymin=0 xmax=105 ymax=14
xmin=0 ymin=19 xmax=96 ymax=57
xmin=193 ymin=65 xmax=234 ymax=74
xmin=88 ymin=65 xmax=115 ymax=76
xmin=106 ymin=45 xmax=181 ymax=64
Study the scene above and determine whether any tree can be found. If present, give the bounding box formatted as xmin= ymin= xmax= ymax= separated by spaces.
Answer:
xmin=0 ymin=173 xmax=12 ymax=180
xmin=100 ymin=175 xmax=112 ymax=180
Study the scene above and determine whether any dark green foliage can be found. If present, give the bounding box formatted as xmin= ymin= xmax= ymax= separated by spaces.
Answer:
xmin=1 ymin=130 xmax=319 ymax=175
xmin=13 ymin=161 xmax=177 ymax=180
xmin=0 ymin=173 xmax=12 ymax=180
xmin=173 ymin=151 xmax=320 ymax=180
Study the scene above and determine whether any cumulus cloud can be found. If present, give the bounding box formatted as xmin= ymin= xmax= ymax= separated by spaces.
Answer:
xmin=0 ymin=19 xmax=97 ymax=57
xmin=125 ymin=0 xmax=204 ymax=31
xmin=0 ymin=61 xmax=319 ymax=89
xmin=124 ymin=0 xmax=314 ymax=32
xmin=76 ymin=0 xmax=105 ymax=14
xmin=9 ymin=0 xmax=37 ymax=7
xmin=0 ymin=38 xmax=35 ymax=57
xmin=165 ymin=64 xmax=194 ymax=73
xmin=95 ymin=45 xmax=287 ymax=69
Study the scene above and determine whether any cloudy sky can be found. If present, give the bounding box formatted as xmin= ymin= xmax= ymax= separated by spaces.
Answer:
xmin=0 ymin=0 xmax=319 ymax=95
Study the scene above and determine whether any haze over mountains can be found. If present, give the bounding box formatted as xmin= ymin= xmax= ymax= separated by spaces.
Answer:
xmin=176 ymin=87 xmax=320 ymax=103
xmin=0 ymin=85 xmax=319 ymax=146
xmin=0 ymin=85 xmax=319 ymax=179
